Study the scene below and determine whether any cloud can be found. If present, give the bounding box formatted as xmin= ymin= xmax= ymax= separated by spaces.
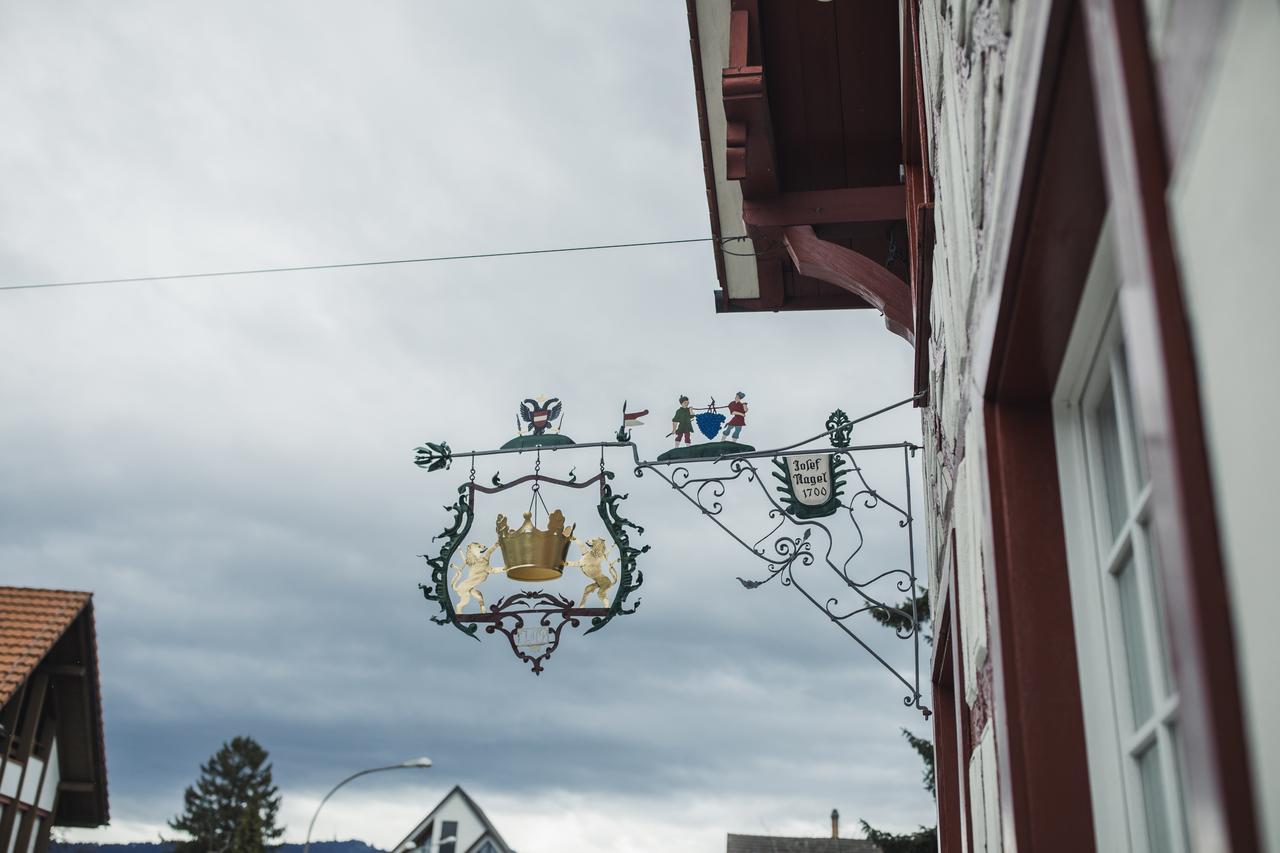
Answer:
xmin=1 ymin=2 xmax=934 ymax=851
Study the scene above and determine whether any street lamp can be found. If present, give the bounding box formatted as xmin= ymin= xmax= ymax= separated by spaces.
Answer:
xmin=303 ymin=757 xmax=434 ymax=853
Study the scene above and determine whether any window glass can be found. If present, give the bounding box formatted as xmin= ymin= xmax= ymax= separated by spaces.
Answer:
xmin=1094 ymin=375 xmax=1129 ymax=541
xmin=1138 ymin=744 xmax=1172 ymax=853
xmin=26 ymin=817 xmax=42 ymax=853
xmin=1115 ymin=350 xmax=1149 ymax=484
xmin=1140 ymin=526 xmax=1175 ymax=698
xmin=1171 ymin=729 xmax=1192 ymax=849
xmin=1116 ymin=552 xmax=1154 ymax=725
xmin=440 ymin=820 xmax=458 ymax=853
xmin=1058 ymin=288 xmax=1188 ymax=853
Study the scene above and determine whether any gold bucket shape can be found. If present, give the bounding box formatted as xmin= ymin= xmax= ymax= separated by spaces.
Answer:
xmin=497 ymin=510 xmax=575 ymax=581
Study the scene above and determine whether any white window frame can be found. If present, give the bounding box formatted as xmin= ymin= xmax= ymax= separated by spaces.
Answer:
xmin=1053 ymin=224 xmax=1187 ymax=853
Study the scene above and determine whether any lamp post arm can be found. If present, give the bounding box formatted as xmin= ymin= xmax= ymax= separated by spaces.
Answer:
xmin=303 ymin=765 xmax=402 ymax=853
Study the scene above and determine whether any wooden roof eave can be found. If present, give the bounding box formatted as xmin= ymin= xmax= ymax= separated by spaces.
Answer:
xmin=686 ymin=0 xmax=764 ymax=308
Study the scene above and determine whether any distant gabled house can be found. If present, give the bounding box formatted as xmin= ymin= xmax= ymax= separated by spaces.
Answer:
xmin=390 ymin=786 xmax=513 ymax=853
xmin=727 ymin=833 xmax=879 ymax=853
xmin=0 ymin=587 xmax=108 ymax=853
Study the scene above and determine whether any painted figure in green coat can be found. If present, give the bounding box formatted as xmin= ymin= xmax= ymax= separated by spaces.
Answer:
xmin=671 ymin=396 xmax=694 ymax=446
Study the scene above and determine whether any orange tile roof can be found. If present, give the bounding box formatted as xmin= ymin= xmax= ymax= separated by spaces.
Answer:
xmin=0 ymin=586 xmax=91 ymax=706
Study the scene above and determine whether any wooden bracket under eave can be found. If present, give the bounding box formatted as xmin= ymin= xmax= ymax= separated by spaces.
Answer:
xmin=782 ymin=225 xmax=915 ymax=344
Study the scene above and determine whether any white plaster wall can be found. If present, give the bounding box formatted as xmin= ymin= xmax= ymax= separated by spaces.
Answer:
xmin=1168 ymin=0 xmax=1280 ymax=846
xmin=18 ymin=756 xmax=42 ymax=806
xmin=917 ymin=0 xmax=1102 ymax=844
xmin=0 ymin=760 xmax=18 ymax=801
xmin=428 ymin=789 xmax=489 ymax=851
xmin=37 ymin=738 xmax=59 ymax=814
xmin=967 ymin=723 xmax=1004 ymax=853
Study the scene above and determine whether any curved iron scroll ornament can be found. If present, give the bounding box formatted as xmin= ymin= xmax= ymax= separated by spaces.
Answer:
xmin=636 ymin=441 xmax=930 ymax=718
xmin=414 ymin=393 xmax=929 ymax=712
xmin=419 ymin=482 xmax=478 ymax=637
xmin=413 ymin=440 xmax=454 ymax=472
xmin=590 ymin=473 xmax=648 ymax=633
xmin=418 ymin=469 xmax=648 ymax=672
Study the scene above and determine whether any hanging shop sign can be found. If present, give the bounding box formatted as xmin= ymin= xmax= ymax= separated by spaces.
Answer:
xmin=414 ymin=396 xmax=647 ymax=675
xmin=413 ymin=393 xmax=932 ymax=717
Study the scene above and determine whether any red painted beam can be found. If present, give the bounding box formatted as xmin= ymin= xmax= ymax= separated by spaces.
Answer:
xmin=722 ymin=3 xmax=777 ymax=198
xmin=782 ymin=225 xmax=913 ymax=342
xmin=742 ymin=187 xmax=906 ymax=227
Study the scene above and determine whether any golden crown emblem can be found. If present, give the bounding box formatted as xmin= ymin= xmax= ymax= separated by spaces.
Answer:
xmin=496 ymin=510 xmax=576 ymax=581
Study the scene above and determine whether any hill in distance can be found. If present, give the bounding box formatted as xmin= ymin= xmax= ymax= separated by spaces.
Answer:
xmin=52 ymin=842 xmax=384 ymax=853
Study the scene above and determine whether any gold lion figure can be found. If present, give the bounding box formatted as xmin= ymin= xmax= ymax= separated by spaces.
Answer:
xmin=567 ymin=537 xmax=618 ymax=608
xmin=450 ymin=540 xmax=505 ymax=613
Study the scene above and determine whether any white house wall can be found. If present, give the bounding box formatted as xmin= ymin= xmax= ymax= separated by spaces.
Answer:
xmin=422 ymin=790 xmax=490 ymax=852
xmin=916 ymin=0 xmax=1013 ymax=845
xmin=1167 ymin=0 xmax=1280 ymax=846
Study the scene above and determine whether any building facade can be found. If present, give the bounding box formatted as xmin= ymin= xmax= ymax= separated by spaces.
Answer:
xmin=0 ymin=588 xmax=108 ymax=853
xmin=686 ymin=0 xmax=1279 ymax=850
xmin=391 ymin=786 xmax=513 ymax=853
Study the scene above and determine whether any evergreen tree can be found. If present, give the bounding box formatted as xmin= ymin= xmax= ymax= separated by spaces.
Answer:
xmin=860 ymin=590 xmax=937 ymax=853
xmin=169 ymin=736 xmax=284 ymax=852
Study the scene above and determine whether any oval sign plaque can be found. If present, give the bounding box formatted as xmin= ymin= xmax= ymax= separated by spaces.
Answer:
xmin=774 ymin=453 xmax=844 ymax=519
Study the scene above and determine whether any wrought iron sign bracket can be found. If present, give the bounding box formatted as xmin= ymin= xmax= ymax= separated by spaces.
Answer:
xmin=414 ymin=394 xmax=931 ymax=718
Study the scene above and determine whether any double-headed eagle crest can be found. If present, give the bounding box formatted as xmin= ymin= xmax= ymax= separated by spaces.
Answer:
xmin=519 ymin=397 xmax=562 ymax=435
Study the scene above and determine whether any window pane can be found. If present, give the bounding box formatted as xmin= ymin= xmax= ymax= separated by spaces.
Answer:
xmin=440 ymin=820 xmax=458 ymax=853
xmin=1094 ymin=375 xmax=1129 ymax=541
xmin=1138 ymin=744 xmax=1173 ymax=853
xmin=1140 ymin=525 xmax=1175 ymax=698
xmin=1170 ymin=727 xmax=1192 ymax=849
xmin=1115 ymin=349 xmax=1149 ymax=486
xmin=1117 ymin=552 xmax=1154 ymax=725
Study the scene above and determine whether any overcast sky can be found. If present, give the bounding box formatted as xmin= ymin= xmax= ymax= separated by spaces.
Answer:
xmin=0 ymin=2 xmax=933 ymax=851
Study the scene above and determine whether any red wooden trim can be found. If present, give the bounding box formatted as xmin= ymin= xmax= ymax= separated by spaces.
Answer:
xmin=1081 ymin=1 xmax=1261 ymax=849
xmin=728 ymin=9 xmax=749 ymax=68
xmin=742 ymin=187 xmax=906 ymax=227
xmin=903 ymin=0 xmax=936 ymax=404
xmin=781 ymin=225 xmax=913 ymax=342
xmin=713 ymin=289 xmax=865 ymax=314
xmin=721 ymin=1 xmax=777 ymax=198
xmin=722 ymin=65 xmax=778 ymax=197
xmin=980 ymin=402 xmax=1097 ymax=852
xmin=910 ymin=203 xmax=934 ymax=403
xmin=931 ymin=593 xmax=965 ymax=853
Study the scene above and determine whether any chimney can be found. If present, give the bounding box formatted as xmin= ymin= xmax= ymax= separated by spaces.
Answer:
xmin=831 ymin=808 xmax=840 ymax=839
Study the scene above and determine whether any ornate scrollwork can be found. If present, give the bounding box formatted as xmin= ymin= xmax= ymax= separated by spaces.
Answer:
xmin=419 ymin=483 xmax=478 ymax=638
xmin=413 ymin=440 xmax=454 ymax=472
xmin=457 ymin=590 xmax=605 ymax=675
xmin=586 ymin=472 xmax=649 ymax=634
xmin=642 ymin=443 xmax=929 ymax=717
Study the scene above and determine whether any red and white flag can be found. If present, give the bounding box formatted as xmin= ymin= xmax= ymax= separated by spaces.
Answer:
xmin=623 ymin=408 xmax=648 ymax=427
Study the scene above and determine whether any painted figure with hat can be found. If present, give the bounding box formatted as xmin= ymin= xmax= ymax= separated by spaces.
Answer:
xmin=670 ymin=395 xmax=695 ymax=447
xmin=721 ymin=391 xmax=748 ymax=441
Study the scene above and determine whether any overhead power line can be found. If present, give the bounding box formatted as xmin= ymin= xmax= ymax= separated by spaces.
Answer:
xmin=0 ymin=235 xmax=746 ymax=293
